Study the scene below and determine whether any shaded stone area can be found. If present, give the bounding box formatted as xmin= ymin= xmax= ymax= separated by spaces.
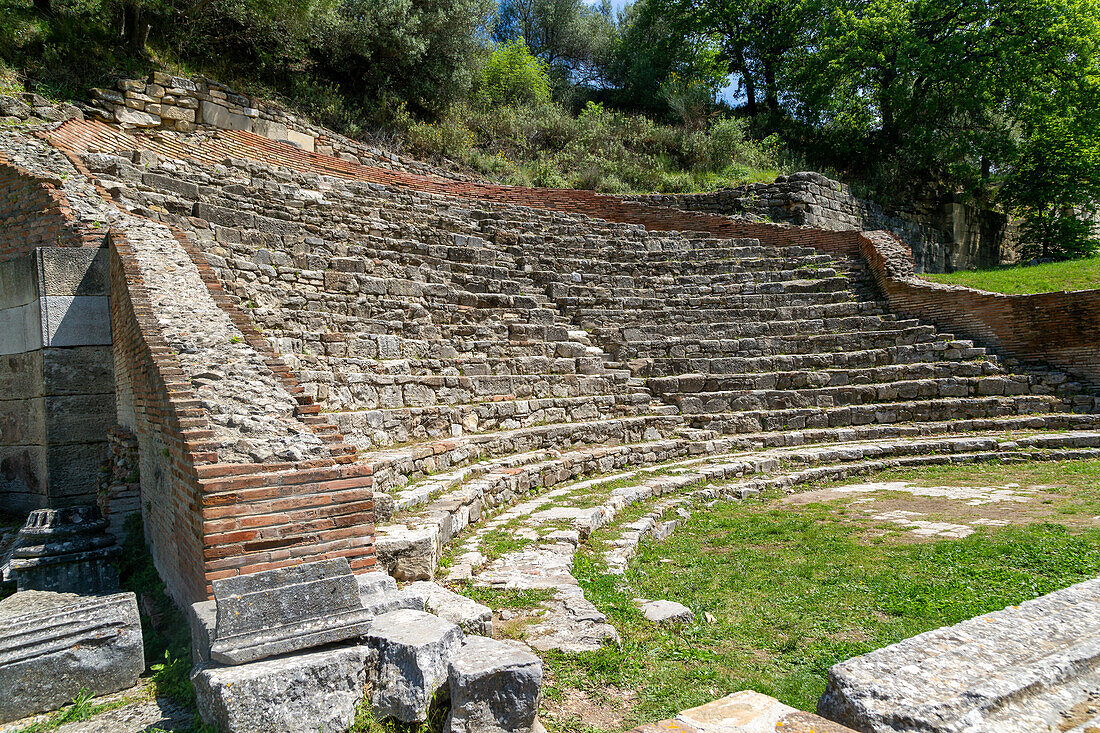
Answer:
xmin=8 ymin=505 xmax=119 ymax=594
xmin=0 ymin=591 xmax=144 ymax=724
xmin=818 ymin=575 xmax=1100 ymax=733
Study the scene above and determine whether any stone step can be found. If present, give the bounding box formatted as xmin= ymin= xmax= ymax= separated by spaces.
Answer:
xmin=611 ymin=325 xmax=956 ymax=359
xmin=635 ymin=342 xmax=996 ymax=377
xmin=667 ymin=375 xmax=1058 ymax=413
xmin=648 ymin=361 xmax=1011 ymax=393
xmin=574 ymin=300 xmax=886 ymax=324
xmin=605 ymin=314 xmax=912 ymax=340
xmin=331 ymin=392 xmax=670 ymax=448
xmin=685 ymin=395 xmax=1074 ymax=434
xmin=819 ymin=575 xmax=1100 ymax=733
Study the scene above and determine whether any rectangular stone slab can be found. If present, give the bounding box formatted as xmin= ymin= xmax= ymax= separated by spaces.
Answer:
xmin=0 ymin=591 xmax=144 ymax=723
xmin=209 ymin=558 xmax=374 ymax=665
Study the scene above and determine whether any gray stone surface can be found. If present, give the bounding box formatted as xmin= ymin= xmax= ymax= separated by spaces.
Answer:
xmin=192 ymin=645 xmax=372 ymax=733
xmin=641 ymin=600 xmax=693 ymax=625
xmin=361 ymin=587 xmax=426 ymax=616
xmin=210 ymin=558 xmax=373 ymax=665
xmin=365 ymin=609 xmax=464 ymax=723
xmin=818 ymin=575 xmax=1100 ymax=732
xmin=188 ymin=599 xmax=216 ymax=664
xmin=407 ymin=581 xmax=493 ymax=635
xmin=0 ymin=591 xmax=144 ymax=723
xmin=200 ymin=101 xmax=252 ymax=132
xmin=356 ymin=570 xmax=398 ymax=599
xmin=445 ymin=636 xmax=542 ymax=733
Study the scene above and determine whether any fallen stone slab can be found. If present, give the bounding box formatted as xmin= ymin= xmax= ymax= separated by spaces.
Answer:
xmin=209 ymin=558 xmax=373 ymax=665
xmin=365 ymin=609 xmax=464 ymax=722
xmin=407 ymin=581 xmax=493 ymax=635
xmin=357 ymin=570 xmax=398 ymax=599
xmin=640 ymin=600 xmax=693 ymax=625
xmin=446 ymin=636 xmax=542 ymax=733
xmin=818 ymin=575 xmax=1100 ymax=733
xmin=361 ymin=588 xmax=426 ymax=616
xmin=188 ymin=600 xmax=216 ymax=664
xmin=631 ymin=691 xmax=856 ymax=733
xmin=192 ymin=645 xmax=373 ymax=733
xmin=0 ymin=591 xmax=144 ymax=723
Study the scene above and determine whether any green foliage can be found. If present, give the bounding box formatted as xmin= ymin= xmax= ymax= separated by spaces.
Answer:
xmin=477 ymin=39 xmax=551 ymax=107
xmin=117 ymin=513 xmax=196 ymax=706
xmin=922 ymin=255 xmax=1100 ymax=295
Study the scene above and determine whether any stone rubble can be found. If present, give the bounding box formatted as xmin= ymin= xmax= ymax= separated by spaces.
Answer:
xmin=445 ymin=636 xmax=543 ymax=733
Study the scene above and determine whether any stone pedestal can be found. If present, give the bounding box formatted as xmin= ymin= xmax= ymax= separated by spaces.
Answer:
xmin=9 ymin=505 xmax=119 ymax=594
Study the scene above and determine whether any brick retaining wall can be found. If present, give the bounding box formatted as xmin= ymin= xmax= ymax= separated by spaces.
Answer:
xmin=860 ymin=230 xmax=1100 ymax=388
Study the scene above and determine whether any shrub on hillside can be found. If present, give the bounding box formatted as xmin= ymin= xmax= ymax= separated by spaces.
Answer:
xmin=477 ymin=39 xmax=551 ymax=107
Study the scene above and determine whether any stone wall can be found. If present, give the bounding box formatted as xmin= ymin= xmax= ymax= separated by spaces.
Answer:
xmin=82 ymin=73 xmax=463 ymax=180
xmin=0 ymin=159 xmax=115 ymax=512
xmin=627 ymin=172 xmax=1013 ymax=273
xmin=860 ymin=230 xmax=1100 ymax=389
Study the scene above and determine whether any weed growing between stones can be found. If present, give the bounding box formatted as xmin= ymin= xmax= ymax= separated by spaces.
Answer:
xmin=539 ymin=478 xmax=1100 ymax=729
xmin=348 ymin=688 xmax=450 ymax=733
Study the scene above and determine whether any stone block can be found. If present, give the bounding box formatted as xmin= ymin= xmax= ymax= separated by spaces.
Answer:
xmin=285 ymin=129 xmax=315 ymax=152
xmin=114 ymin=106 xmax=161 ymax=127
xmin=39 ymin=296 xmax=112 ymax=348
xmin=37 ymin=247 xmax=109 ymax=297
xmin=818 ymin=575 xmax=1100 ymax=733
xmin=200 ymin=100 xmax=253 ymax=132
xmin=158 ymin=105 xmax=196 ymax=122
xmin=361 ymin=587 xmax=427 ymax=616
xmin=407 ymin=581 xmax=493 ymax=635
xmin=253 ymin=118 xmax=289 ymax=141
xmin=192 ymin=645 xmax=373 ymax=733
xmin=209 ymin=557 xmax=373 ymax=665
xmin=365 ymin=609 xmax=464 ymax=722
xmin=356 ymin=570 xmax=398 ymax=599
xmin=376 ymin=526 xmax=438 ymax=581
xmin=445 ymin=636 xmax=542 ymax=733
xmin=641 ymin=600 xmax=693 ymax=625
xmin=0 ymin=591 xmax=144 ymax=723
xmin=189 ymin=599 xmax=217 ymax=664
xmin=632 ymin=691 xmax=856 ymax=733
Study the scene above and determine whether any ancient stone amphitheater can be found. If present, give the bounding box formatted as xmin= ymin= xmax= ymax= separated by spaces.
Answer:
xmin=2 ymin=75 xmax=1100 ymax=733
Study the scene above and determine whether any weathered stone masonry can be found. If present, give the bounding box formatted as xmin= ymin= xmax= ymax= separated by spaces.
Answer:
xmin=0 ymin=159 xmax=114 ymax=511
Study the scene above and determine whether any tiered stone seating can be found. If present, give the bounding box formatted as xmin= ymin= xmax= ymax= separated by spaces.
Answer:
xmin=487 ymin=219 xmax=1093 ymax=434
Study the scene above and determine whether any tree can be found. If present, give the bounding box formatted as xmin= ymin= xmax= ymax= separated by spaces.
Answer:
xmin=493 ymin=0 xmax=617 ymax=88
xmin=478 ymin=38 xmax=552 ymax=106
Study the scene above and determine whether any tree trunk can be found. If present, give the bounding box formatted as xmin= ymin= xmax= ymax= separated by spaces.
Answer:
xmin=734 ymin=49 xmax=756 ymax=116
xmin=763 ymin=58 xmax=779 ymax=115
xmin=121 ymin=2 xmax=150 ymax=54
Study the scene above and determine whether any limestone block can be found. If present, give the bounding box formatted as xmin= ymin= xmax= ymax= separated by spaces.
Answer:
xmin=209 ymin=557 xmax=373 ymax=665
xmin=159 ymin=105 xmax=196 ymax=123
xmin=0 ymin=591 xmax=144 ymax=723
xmin=38 ymin=296 xmax=112 ymax=348
xmin=192 ymin=645 xmax=373 ymax=733
xmin=114 ymin=106 xmax=161 ymax=127
xmin=632 ymin=691 xmax=856 ymax=733
xmin=365 ymin=609 xmax=464 ymax=722
xmin=445 ymin=636 xmax=542 ymax=733
xmin=641 ymin=600 xmax=693 ymax=625
xmin=253 ymin=118 xmax=289 ymax=141
xmin=356 ymin=570 xmax=398 ymax=599
xmin=285 ymin=128 xmax=315 ymax=152
xmin=407 ymin=581 xmax=493 ymax=635
xmin=189 ymin=599 xmax=217 ymax=664
xmin=9 ymin=505 xmax=119 ymax=594
xmin=200 ymin=100 xmax=253 ymax=132
xmin=818 ymin=575 xmax=1100 ymax=733
xmin=376 ymin=526 xmax=438 ymax=581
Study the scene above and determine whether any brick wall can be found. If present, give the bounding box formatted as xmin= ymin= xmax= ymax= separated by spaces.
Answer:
xmin=109 ymin=228 xmax=376 ymax=604
xmin=860 ymin=230 xmax=1100 ymax=387
xmin=0 ymin=159 xmax=98 ymax=262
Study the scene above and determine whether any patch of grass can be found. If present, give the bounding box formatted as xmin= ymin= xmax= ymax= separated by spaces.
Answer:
xmin=348 ymin=689 xmax=449 ymax=733
xmin=478 ymin=528 xmax=534 ymax=561
xmin=548 ymin=495 xmax=1100 ymax=728
xmin=830 ymin=458 xmax=1100 ymax=518
xmin=13 ymin=689 xmax=140 ymax=733
xmin=455 ymin=583 xmax=554 ymax=610
xmin=922 ymin=255 xmax=1100 ymax=294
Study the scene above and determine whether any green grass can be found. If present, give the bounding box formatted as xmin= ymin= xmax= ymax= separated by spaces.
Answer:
xmin=544 ymin=495 xmax=1100 ymax=728
xmin=922 ymin=255 xmax=1100 ymax=294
